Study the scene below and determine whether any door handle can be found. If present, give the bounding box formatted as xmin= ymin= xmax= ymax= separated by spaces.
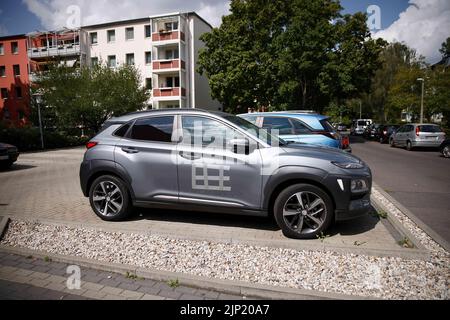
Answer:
xmin=179 ymin=151 xmax=201 ymax=160
xmin=121 ymin=147 xmax=139 ymax=154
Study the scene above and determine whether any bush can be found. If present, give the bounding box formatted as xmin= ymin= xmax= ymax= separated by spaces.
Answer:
xmin=0 ymin=126 xmax=90 ymax=151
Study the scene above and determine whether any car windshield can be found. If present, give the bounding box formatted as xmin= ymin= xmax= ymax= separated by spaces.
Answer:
xmin=357 ymin=120 xmax=368 ymax=126
xmin=419 ymin=125 xmax=442 ymax=133
xmin=224 ymin=115 xmax=287 ymax=146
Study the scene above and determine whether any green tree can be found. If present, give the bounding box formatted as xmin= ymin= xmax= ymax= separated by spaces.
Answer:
xmin=439 ymin=37 xmax=450 ymax=58
xmin=35 ymin=62 xmax=149 ymax=132
xmin=198 ymin=0 xmax=385 ymax=114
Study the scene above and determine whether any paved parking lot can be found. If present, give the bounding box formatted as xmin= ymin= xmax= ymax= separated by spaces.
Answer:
xmin=350 ymin=136 xmax=450 ymax=244
xmin=0 ymin=147 xmax=404 ymax=254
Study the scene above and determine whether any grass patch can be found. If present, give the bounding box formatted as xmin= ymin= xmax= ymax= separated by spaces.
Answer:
xmin=44 ymin=256 xmax=52 ymax=262
xmin=167 ymin=278 xmax=180 ymax=288
xmin=316 ymin=232 xmax=330 ymax=242
xmin=398 ymin=237 xmax=415 ymax=248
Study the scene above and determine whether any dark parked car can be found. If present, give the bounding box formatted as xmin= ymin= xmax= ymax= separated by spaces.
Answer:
xmin=377 ymin=125 xmax=400 ymax=144
xmin=0 ymin=143 xmax=19 ymax=168
xmin=363 ymin=123 xmax=381 ymax=140
xmin=440 ymin=139 xmax=450 ymax=158
xmin=80 ymin=109 xmax=372 ymax=239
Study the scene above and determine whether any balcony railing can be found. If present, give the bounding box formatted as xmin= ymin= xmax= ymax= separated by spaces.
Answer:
xmin=28 ymin=44 xmax=81 ymax=58
xmin=152 ymin=31 xmax=185 ymax=42
xmin=153 ymin=87 xmax=186 ymax=97
xmin=152 ymin=59 xmax=185 ymax=71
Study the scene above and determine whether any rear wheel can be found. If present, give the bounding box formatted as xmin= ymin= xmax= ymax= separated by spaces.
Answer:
xmin=442 ymin=145 xmax=450 ymax=158
xmin=406 ymin=140 xmax=413 ymax=151
xmin=274 ymin=184 xmax=333 ymax=239
xmin=89 ymin=175 xmax=131 ymax=221
xmin=390 ymin=138 xmax=395 ymax=147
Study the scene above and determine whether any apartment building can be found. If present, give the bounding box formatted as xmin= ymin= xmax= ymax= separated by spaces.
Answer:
xmin=0 ymin=34 xmax=30 ymax=127
xmin=83 ymin=12 xmax=221 ymax=110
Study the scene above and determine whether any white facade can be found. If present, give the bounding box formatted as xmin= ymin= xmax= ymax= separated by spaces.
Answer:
xmin=82 ymin=13 xmax=221 ymax=111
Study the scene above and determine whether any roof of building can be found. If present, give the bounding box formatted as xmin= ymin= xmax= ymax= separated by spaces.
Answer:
xmin=0 ymin=34 xmax=26 ymax=41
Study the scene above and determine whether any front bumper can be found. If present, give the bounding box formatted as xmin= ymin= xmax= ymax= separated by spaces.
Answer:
xmin=0 ymin=150 xmax=19 ymax=163
xmin=335 ymin=193 xmax=371 ymax=221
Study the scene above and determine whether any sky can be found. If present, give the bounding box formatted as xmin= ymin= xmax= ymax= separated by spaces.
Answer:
xmin=0 ymin=0 xmax=448 ymax=63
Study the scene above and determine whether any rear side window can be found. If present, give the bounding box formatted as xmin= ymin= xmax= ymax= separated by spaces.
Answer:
xmin=262 ymin=117 xmax=293 ymax=135
xmin=240 ymin=115 xmax=258 ymax=125
xmin=419 ymin=125 xmax=442 ymax=133
xmin=291 ymin=119 xmax=311 ymax=134
xmin=113 ymin=123 xmax=131 ymax=137
xmin=130 ymin=116 xmax=174 ymax=142
xmin=319 ymin=119 xmax=335 ymax=132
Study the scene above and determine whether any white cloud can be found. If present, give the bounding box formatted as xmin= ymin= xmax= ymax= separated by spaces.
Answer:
xmin=373 ymin=0 xmax=450 ymax=64
xmin=22 ymin=0 xmax=230 ymax=30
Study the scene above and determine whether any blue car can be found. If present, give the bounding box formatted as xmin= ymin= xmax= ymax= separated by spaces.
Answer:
xmin=238 ymin=112 xmax=350 ymax=151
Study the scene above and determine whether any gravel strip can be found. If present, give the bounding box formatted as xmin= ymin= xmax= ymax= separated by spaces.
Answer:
xmin=1 ymin=218 xmax=448 ymax=300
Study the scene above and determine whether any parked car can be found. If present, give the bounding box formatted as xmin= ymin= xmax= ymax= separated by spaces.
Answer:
xmin=363 ymin=123 xmax=381 ymax=140
xmin=351 ymin=119 xmax=372 ymax=136
xmin=80 ymin=109 xmax=372 ymax=239
xmin=390 ymin=124 xmax=446 ymax=151
xmin=377 ymin=125 xmax=400 ymax=144
xmin=238 ymin=112 xmax=351 ymax=152
xmin=0 ymin=143 xmax=19 ymax=168
xmin=440 ymin=139 xmax=450 ymax=158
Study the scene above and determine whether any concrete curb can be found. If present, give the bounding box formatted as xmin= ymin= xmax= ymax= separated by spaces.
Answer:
xmin=0 ymin=245 xmax=376 ymax=300
xmin=372 ymin=182 xmax=449 ymax=252
xmin=1 ymin=215 xmax=427 ymax=261
xmin=0 ymin=216 xmax=10 ymax=240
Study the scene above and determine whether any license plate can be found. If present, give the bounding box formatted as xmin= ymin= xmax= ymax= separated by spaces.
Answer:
xmin=0 ymin=155 xmax=8 ymax=160
xmin=426 ymin=136 xmax=437 ymax=139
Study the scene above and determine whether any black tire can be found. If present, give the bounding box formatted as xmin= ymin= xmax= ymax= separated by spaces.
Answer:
xmin=273 ymin=184 xmax=334 ymax=239
xmin=406 ymin=140 xmax=413 ymax=151
xmin=89 ymin=175 xmax=132 ymax=221
xmin=442 ymin=145 xmax=450 ymax=158
xmin=389 ymin=138 xmax=395 ymax=147
xmin=0 ymin=161 xmax=13 ymax=169
xmin=379 ymin=137 xmax=384 ymax=144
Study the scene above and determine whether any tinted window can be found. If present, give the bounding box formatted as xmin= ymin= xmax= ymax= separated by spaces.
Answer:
xmin=240 ymin=115 xmax=258 ymax=124
xmin=292 ymin=119 xmax=311 ymax=134
xmin=419 ymin=125 xmax=442 ymax=133
xmin=262 ymin=117 xmax=293 ymax=135
xmin=182 ymin=116 xmax=244 ymax=147
xmin=113 ymin=123 xmax=131 ymax=137
xmin=130 ymin=116 xmax=174 ymax=142
xmin=319 ymin=119 xmax=335 ymax=132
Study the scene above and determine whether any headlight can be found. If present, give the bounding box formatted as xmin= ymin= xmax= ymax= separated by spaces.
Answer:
xmin=351 ymin=179 xmax=368 ymax=193
xmin=332 ymin=161 xmax=364 ymax=169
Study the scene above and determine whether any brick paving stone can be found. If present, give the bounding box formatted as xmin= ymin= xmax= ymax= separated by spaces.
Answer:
xmin=158 ymin=289 xmax=182 ymax=300
xmin=179 ymin=294 xmax=204 ymax=300
xmin=196 ymin=289 xmax=220 ymax=299
xmin=117 ymin=281 xmax=141 ymax=291
xmin=120 ymin=290 xmax=144 ymax=300
xmin=99 ymin=286 xmax=123 ymax=296
xmin=140 ymin=294 xmax=165 ymax=300
xmin=218 ymin=293 xmax=244 ymax=300
xmin=98 ymin=278 xmax=122 ymax=287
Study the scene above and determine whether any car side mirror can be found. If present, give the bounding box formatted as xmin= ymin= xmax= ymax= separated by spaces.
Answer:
xmin=228 ymin=138 xmax=255 ymax=155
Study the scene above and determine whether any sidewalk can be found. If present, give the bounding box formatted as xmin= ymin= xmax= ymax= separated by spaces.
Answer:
xmin=0 ymin=251 xmax=250 ymax=300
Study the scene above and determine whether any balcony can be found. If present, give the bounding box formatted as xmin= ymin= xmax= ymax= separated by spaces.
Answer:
xmin=152 ymin=31 xmax=185 ymax=43
xmin=153 ymin=87 xmax=186 ymax=98
xmin=152 ymin=59 xmax=185 ymax=72
xmin=28 ymin=44 xmax=81 ymax=59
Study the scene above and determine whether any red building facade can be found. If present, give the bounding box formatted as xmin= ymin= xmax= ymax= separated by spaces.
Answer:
xmin=0 ymin=35 xmax=30 ymax=127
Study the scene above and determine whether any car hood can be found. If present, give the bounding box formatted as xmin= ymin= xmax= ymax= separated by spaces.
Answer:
xmin=281 ymin=142 xmax=363 ymax=164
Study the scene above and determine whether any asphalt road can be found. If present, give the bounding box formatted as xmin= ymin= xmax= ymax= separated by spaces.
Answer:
xmin=349 ymin=135 xmax=450 ymax=244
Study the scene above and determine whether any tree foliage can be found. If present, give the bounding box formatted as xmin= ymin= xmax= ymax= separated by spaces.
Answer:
xmin=198 ymin=0 xmax=386 ymax=114
xmin=35 ymin=62 xmax=149 ymax=131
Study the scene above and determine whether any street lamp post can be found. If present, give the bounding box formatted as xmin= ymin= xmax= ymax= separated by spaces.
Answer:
xmin=32 ymin=93 xmax=45 ymax=149
xmin=417 ymin=78 xmax=424 ymax=123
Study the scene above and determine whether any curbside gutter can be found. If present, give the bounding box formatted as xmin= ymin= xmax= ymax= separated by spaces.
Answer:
xmin=0 ymin=245 xmax=375 ymax=300
xmin=371 ymin=182 xmax=449 ymax=253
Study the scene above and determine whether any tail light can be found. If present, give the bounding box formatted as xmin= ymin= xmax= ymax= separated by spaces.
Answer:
xmin=383 ymin=130 xmax=387 ymax=135
xmin=342 ymin=136 xmax=349 ymax=149
xmin=86 ymin=141 xmax=98 ymax=149
xmin=416 ymin=126 xmax=420 ymax=137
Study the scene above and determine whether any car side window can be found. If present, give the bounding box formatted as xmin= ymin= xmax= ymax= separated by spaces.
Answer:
xmin=262 ymin=117 xmax=293 ymax=135
xmin=181 ymin=116 xmax=245 ymax=148
xmin=291 ymin=119 xmax=311 ymax=134
xmin=130 ymin=116 xmax=174 ymax=142
xmin=241 ymin=115 xmax=258 ymax=125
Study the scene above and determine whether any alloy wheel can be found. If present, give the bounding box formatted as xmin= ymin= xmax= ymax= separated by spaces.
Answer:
xmin=92 ymin=181 xmax=123 ymax=217
xmin=443 ymin=146 xmax=450 ymax=158
xmin=282 ymin=191 xmax=327 ymax=234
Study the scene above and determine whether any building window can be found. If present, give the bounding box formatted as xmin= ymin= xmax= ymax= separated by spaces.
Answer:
xmin=90 ymin=32 xmax=98 ymax=45
xmin=15 ymin=87 xmax=22 ymax=99
xmin=13 ymin=64 xmax=20 ymax=76
xmin=107 ymin=55 xmax=116 ymax=68
xmin=91 ymin=57 xmax=99 ymax=66
xmin=11 ymin=42 xmax=19 ymax=54
xmin=1 ymin=88 xmax=8 ymax=99
xmin=145 ymin=78 xmax=152 ymax=90
xmin=0 ymin=66 xmax=5 ymax=77
xmin=165 ymin=49 xmax=179 ymax=60
xmin=145 ymin=25 xmax=151 ymax=38
xmin=166 ymin=76 xmax=179 ymax=88
xmin=125 ymin=27 xmax=134 ymax=40
xmin=126 ymin=53 xmax=135 ymax=65
xmin=164 ymin=21 xmax=178 ymax=31
xmin=107 ymin=30 xmax=115 ymax=43
xmin=145 ymin=52 xmax=152 ymax=65
xmin=0 ymin=44 xmax=4 ymax=55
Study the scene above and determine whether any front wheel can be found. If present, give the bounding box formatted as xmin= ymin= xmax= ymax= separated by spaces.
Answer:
xmin=390 ymin=138 xmax=395 ymax=147
xmin=406 ymin=140 xmax=413 ymax=151
xmin=89 ymin=175 xmax=132 ymax=221
xmin=273 ymin=184 xmax=334 ymax=239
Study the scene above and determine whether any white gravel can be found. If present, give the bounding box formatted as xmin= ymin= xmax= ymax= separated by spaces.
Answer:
xmin=2 ymin=217 xmax=449 ymax=300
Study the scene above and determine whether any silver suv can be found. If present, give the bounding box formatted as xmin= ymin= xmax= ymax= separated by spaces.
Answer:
xmin=80 ymin=109 xmax=372 ymax=239
xmin=390 ymin=123 xmax=446 ymax=151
